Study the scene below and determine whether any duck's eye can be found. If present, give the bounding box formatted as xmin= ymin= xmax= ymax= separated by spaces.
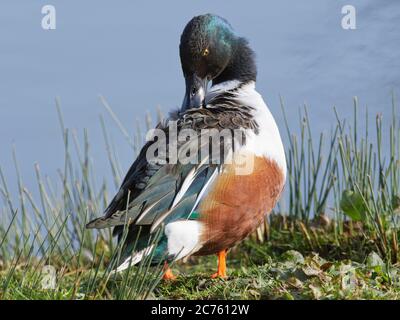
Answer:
xmin=202 ymin=48 xmax=210 ymax=57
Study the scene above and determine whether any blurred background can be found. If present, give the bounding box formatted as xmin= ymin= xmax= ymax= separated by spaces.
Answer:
xmin=0 ymin=0 xmax=399 ymax=198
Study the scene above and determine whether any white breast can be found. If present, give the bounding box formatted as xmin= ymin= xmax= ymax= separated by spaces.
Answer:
xmin=235 ymin=82 xmax=287 ymax=178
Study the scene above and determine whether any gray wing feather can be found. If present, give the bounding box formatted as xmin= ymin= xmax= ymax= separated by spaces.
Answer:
xmin=86 ymin=103 xmax=251 ymax=232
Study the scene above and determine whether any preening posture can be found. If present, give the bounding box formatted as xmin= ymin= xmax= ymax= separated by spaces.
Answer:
xmin=86 ymin=14 xmax=286 ymax=279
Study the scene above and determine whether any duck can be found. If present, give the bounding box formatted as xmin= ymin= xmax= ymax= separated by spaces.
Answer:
xmin=86 ymin=14 xmax=286 ymax=279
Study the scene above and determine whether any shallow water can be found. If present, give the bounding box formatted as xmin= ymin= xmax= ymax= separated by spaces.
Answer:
xmin=0 ymin=0 xmax=399 ymax=200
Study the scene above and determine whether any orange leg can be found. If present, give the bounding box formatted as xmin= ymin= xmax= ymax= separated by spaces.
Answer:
xmin=211 ymin=250 xmax=227 ymax=279
xmin=162 ymin=262 xmax=177 ymax=280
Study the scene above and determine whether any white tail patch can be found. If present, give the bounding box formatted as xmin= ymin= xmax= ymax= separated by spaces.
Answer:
xmin=165 ymin=220 xmax=203 ymax=260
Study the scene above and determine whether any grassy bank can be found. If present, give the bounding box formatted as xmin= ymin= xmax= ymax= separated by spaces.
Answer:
xmin=1 ymin=96 xmax=399 ymax=299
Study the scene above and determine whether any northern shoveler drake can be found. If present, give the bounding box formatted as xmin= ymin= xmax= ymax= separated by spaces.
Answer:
xmin=86 ymin=14 xmax=286 ymax=279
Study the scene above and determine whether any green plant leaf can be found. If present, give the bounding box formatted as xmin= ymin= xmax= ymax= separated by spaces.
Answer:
xmin=340 ymin=189 xmax=367 ymax=221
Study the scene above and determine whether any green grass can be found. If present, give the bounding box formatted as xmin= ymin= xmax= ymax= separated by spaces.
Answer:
xmin=3 ymin=233 xmax=400 ymax=300
xmin=158 ymin=246 xmax=400 ymax=300
xmin=1 ymin=95 xmax=399 ymax=300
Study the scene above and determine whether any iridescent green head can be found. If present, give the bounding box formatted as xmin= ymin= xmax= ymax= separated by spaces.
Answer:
xmin=180 ymin=14 xmax=256 ymax=110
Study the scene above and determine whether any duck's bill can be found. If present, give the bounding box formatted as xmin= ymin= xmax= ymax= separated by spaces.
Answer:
xmin=181 ymin=74 xmax=209 ymax=111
